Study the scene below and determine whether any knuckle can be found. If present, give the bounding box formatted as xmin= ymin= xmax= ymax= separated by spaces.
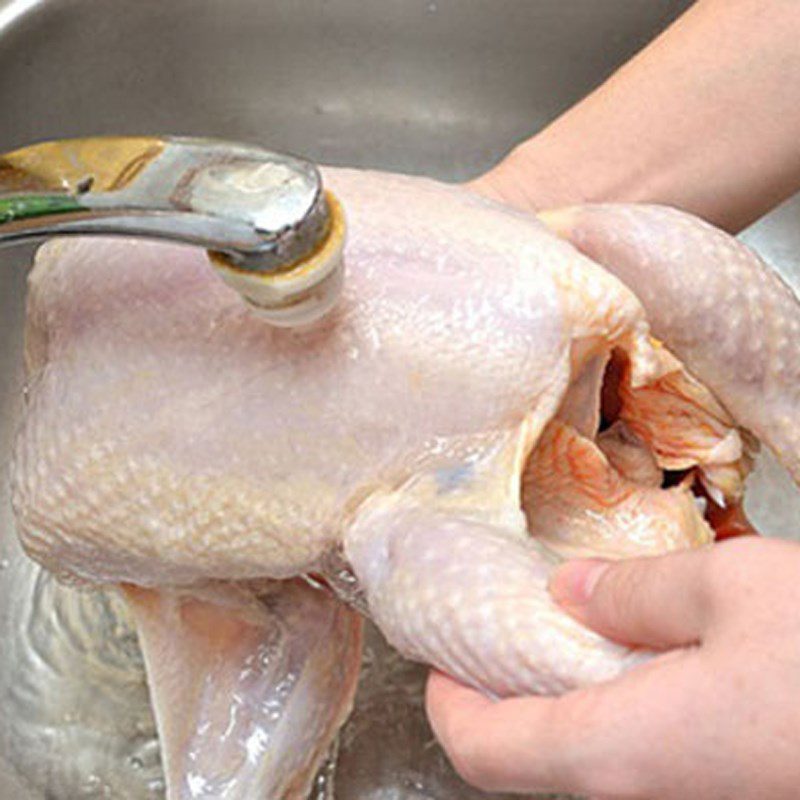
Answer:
xmin=601 ymin=562 xmax=649 ymax=622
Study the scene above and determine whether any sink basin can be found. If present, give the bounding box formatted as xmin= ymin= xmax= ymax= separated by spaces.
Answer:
xmin=1 ymin=1 xmax=799 ymax=797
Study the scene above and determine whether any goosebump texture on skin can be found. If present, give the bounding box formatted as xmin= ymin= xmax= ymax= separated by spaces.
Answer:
xmin=11 ymin=170 xmax=800 ymax=797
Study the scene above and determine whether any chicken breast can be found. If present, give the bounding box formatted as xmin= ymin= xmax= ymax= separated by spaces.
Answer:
xmin=10 ymin=169 xmax=800 ymax=796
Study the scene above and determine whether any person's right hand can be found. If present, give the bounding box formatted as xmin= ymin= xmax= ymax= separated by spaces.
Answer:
xmin=427 ymin=536 xmax=800 ymax=799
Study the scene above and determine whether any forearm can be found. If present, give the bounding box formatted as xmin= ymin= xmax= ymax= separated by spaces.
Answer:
xmin=478 ymin=0 xmax=800 ymax=232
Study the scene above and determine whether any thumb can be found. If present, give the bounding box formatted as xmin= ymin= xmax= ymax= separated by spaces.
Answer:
xmin=548 ymin=550 xmax=713 ymax=649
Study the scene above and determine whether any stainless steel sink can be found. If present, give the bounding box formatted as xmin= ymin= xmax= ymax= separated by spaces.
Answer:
xmin=2 ymin=1 xmax=799 ymax=797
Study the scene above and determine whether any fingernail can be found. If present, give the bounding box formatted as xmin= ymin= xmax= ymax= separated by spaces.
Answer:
xmin=549 ymin=559 xmax=610 ymax=606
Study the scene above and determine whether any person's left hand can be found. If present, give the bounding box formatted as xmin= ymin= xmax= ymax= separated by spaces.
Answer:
xmin=426 ymin=536 xmax=800 ymax=799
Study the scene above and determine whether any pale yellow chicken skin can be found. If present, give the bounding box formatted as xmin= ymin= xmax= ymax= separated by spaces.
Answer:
xmin=11 ymin=170 xmax=800 ymax=798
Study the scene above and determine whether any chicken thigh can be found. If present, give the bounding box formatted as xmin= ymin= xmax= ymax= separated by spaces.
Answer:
xmin=11 ymin=169 xmax=800 ymax=797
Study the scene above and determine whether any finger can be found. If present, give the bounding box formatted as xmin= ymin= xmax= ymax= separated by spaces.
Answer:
xmin=548 ymin=549 xmax=714 ymax=649
xmin=426 ymin=670 xmax=568 ymax=794
xmin=426 ymin=654 xmax=702 ymax=797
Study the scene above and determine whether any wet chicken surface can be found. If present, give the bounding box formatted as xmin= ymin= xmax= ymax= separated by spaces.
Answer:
xmin=10 ymin=170 xmax=800 ymax=798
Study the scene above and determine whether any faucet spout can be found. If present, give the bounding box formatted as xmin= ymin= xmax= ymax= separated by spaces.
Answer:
xmin=0 ymin=136 xmax=345 ymax=326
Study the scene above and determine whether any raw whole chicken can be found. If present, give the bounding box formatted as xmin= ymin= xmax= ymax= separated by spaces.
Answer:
xmin=11 ymin=168 xmax=800 ymax=798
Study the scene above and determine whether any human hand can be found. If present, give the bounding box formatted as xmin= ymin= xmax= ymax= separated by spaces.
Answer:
xmin=427 ymin=536 xmax=800 ymax=799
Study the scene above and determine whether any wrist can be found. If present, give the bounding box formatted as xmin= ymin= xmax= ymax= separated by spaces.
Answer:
xmin=467 ymin=138 xmax=586 ymax=214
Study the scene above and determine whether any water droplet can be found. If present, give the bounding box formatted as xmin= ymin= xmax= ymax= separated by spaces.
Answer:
xmin=310 ymin=742 xmax=338 ymax=800
xmin=0 ymin=558 xmax=9 ymax=570
xmin=80 ymin=774 xmax=106 ymax=797
xmin=426 ymin=0 xmax=437 ymax=11
xmin=130 ymin=756 xmax=144 ymax=770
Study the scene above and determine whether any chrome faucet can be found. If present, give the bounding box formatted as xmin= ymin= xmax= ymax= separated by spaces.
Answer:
xmin=0 ymin=136 xmax=345 ymax=326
